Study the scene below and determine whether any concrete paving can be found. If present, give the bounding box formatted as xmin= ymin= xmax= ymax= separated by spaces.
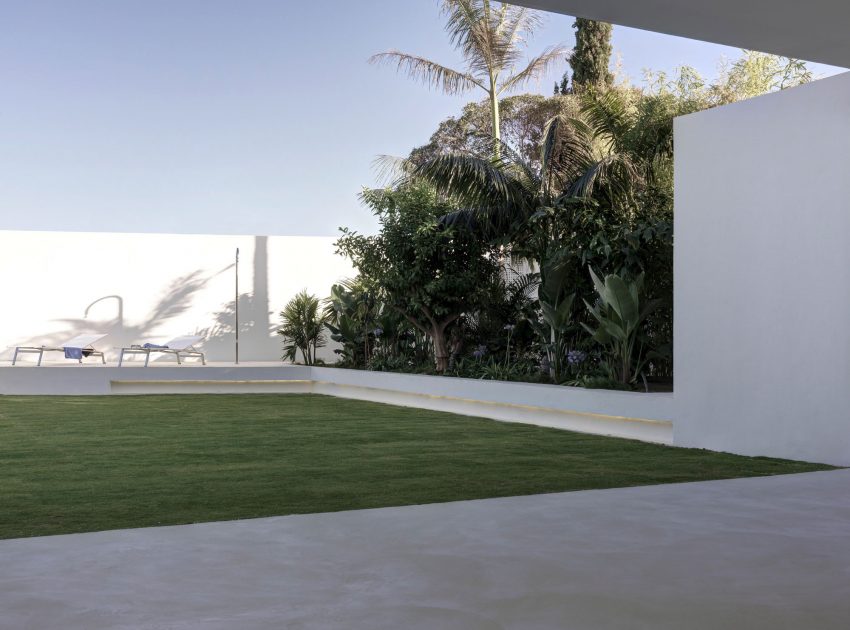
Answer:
xmin=1 ymin=470 xmax=849 ymax=630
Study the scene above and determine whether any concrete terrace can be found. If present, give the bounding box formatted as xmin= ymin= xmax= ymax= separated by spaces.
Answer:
xmin=2 ymin=470 xmax=848 ymax=629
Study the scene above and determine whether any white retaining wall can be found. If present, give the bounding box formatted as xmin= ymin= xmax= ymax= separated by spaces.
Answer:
xmin=675 ymin=71 xmax=850 ymax=466
xmin=311 ymin=368 xmax=673 ymax=443
xmin=0 ymin=365 xmax=674 ymax=445
xmin=0 ymin=231 xmax=354 ymax=363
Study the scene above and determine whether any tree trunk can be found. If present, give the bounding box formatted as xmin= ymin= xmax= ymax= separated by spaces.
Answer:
xmin=432 ymin=325 xmax=450 ymax=373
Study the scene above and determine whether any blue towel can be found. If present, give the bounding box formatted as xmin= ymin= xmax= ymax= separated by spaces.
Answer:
xmin=64 ymin=347 xmax=83 ymax=360
xmin=143 ymin=343 xmax=169 ymax=349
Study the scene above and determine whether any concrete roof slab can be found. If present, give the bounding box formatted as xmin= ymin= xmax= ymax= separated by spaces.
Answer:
xmin=515 ymin=0 xmax=850 ymax=67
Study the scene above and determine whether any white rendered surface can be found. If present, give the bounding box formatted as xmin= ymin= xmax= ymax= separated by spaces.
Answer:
xmin=674 ymin=72 xmax=850 ymax=466
xmin=0 ymin=231 xmax=354 ymax=364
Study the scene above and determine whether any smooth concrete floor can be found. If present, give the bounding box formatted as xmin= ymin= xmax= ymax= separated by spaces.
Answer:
xmin=1 ymin=470 xmax=849 ymax=630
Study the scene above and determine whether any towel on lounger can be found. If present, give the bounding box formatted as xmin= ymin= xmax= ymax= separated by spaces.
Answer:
xmin=64 ymin=347 xmax=83 ymax=360
xmin=143 ymin=343 xmax=169 ymax=349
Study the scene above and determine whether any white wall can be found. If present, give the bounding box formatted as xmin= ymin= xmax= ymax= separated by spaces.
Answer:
xmin=674 ymin=71 xmax=850 ymax=466
xmin=0 ymin=231 xmax=354 ymax=363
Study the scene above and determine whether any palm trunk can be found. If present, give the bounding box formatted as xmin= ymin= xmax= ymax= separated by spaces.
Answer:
xmin=489 ymin=78 xmax=501 ymax=159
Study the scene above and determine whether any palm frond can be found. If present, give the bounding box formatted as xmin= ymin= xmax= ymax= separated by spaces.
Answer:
xmin=567 ymin=153 xmax=642 ymax=201
xmin=369 ymin=51 xmax=485 ymax=95
xmin=499 ymin=45 xmax=571 ymax=95
xmin=441 ymin=1 xmax=546 ymax=79
xmin=441 ymin=0 xmax=486 ymax=62
xmin=372 ymin=154 xmax=413 ymax=187
xmin=412 ymin=152 xmax=528 ymax=209
xmin=539 ymin=114 xmax=595 ymax=199
xmin=579 ymin=90 xmax=634 ymax=152
xmin=488 ymin=4 xmax=544 ymax=72
xmin=408 ymin=151 xmax=538 ymax=238
xmin=506 ymin=270 xmax=540 ymax=302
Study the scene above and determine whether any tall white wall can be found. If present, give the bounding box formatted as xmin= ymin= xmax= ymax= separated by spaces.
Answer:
xmin=0 ymin=231 xmax=354 ymax=363
xmin=674 ymin=71 xmax=850 ymax=466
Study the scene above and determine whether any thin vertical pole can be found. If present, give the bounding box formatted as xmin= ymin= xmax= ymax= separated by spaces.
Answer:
xmin=235 ymin=247 xmax=240 ymax=364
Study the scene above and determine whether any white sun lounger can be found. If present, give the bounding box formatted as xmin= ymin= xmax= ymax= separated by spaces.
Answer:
xmin=12 ymin=333 xmax=107 ymax=366
xmin=118 ymin=335 xmax=206 ymax=367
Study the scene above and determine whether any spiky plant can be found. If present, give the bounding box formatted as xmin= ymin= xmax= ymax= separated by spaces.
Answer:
xmin=279 ymin=290 xmax=328 ymax=365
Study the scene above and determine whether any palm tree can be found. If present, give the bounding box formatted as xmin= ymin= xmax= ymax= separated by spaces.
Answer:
xmin=370 ymin=0 xmax=567 ymax=151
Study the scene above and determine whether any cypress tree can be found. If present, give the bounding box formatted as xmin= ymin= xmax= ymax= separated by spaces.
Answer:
xmin=570 ymin=18 xmax=614 ymax=92
xmin=558 ymin=72 xmax=570 ymax=95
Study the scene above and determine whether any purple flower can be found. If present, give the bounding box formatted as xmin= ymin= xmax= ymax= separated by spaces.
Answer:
xmin=503 ymin=324 xmax=516 ymax=331
xmin=373 ymin=327 xmax=384 ymax=338
xmin=472 ymin=345 xmax=488 ymax=360
xmin=567 ymin=350 xmax=587 ymax=366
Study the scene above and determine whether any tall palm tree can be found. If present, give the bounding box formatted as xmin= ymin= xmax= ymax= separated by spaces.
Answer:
xmin=370 ymin=0 xmax=568 ymax=150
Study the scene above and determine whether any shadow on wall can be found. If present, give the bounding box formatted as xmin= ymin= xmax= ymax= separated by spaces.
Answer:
xmin=2 ymin=269 xmax=213 ymax=362
xmin=198 ymin=293 xmax=278 ymax=361
xmin=3 ymin=236 xmax=278 ymax=363
xmin=199 ymin=236 xmax=277 ymax=361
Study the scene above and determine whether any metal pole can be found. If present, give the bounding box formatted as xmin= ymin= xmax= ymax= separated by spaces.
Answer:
xmin=235 ymin=247 xmax=239 ymax=364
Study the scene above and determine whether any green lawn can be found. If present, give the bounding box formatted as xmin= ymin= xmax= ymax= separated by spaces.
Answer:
xmin=0 ymin=394 xmax=834 ymax=540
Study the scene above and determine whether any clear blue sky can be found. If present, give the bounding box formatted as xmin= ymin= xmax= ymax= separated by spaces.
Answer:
xmin=1 ymin=0 xmax=843 ymax=237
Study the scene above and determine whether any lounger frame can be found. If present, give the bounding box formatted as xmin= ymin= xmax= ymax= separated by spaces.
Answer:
xmin=118 ymin=342 xmax=206 ymax=367
xmin=12 ymin=342 xmax=106 ymax=366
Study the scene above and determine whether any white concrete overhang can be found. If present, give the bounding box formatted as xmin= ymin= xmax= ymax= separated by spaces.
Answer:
xmin=513 ymin=0 xmax=850 ymax=68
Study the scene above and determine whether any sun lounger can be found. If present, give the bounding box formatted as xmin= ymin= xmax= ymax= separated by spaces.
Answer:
xmin=12 ymin=333 xmax=107 ymax=366
xmin=118 ymin=336 xmax=206 ymax=367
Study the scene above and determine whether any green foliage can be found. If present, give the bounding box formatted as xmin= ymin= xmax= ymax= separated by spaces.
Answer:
xmin=535 ymin=258 xmax=576 ymax=383
xmin=464 ymin=269 xmax=539 ymax=367
xmin=278 ymin=290 xmax=328 ymax=365
xmin=643 ymin=50 xmax=813 ymax=108
xmin=570 ymin=19 xmax=614 ymax=93
xmin=323 ymin=280 xmax=378 ymax=367
xmin=336 ymin=184 xmax=500 ymax=372
xmin=582 ymin=270 xmax=658 ymax=385
xmin=409 ymin=94 xmax=579 ymax=172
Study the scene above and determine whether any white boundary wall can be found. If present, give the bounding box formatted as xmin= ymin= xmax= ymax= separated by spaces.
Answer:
xmin=0 ymin=231 xmax=354 ymax=363
xmin=674 ymin=71 xmax=850 ymax=466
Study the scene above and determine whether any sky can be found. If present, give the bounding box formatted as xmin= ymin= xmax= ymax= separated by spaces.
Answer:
xmin=0 ymin=0 xmax=844 ymax=237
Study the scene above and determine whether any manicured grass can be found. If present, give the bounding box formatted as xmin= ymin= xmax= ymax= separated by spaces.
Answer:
xmin=0 ymin=394 xmax=834 ymax=540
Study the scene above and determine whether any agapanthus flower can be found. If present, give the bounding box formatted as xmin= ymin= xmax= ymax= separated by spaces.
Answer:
xmin=567 ymin=350 xmax=587 ymax=366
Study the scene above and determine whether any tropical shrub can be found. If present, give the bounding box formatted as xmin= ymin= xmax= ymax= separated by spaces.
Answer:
xmin=582 ymin=270 xmax=658 ymax=385
xmin=533 ymin=257 xmax=575 ymax=383
xmin=324 ymin=281 xmax=372 ymax=367
xmin=279 ymin=290 xmax=328 ymax=365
